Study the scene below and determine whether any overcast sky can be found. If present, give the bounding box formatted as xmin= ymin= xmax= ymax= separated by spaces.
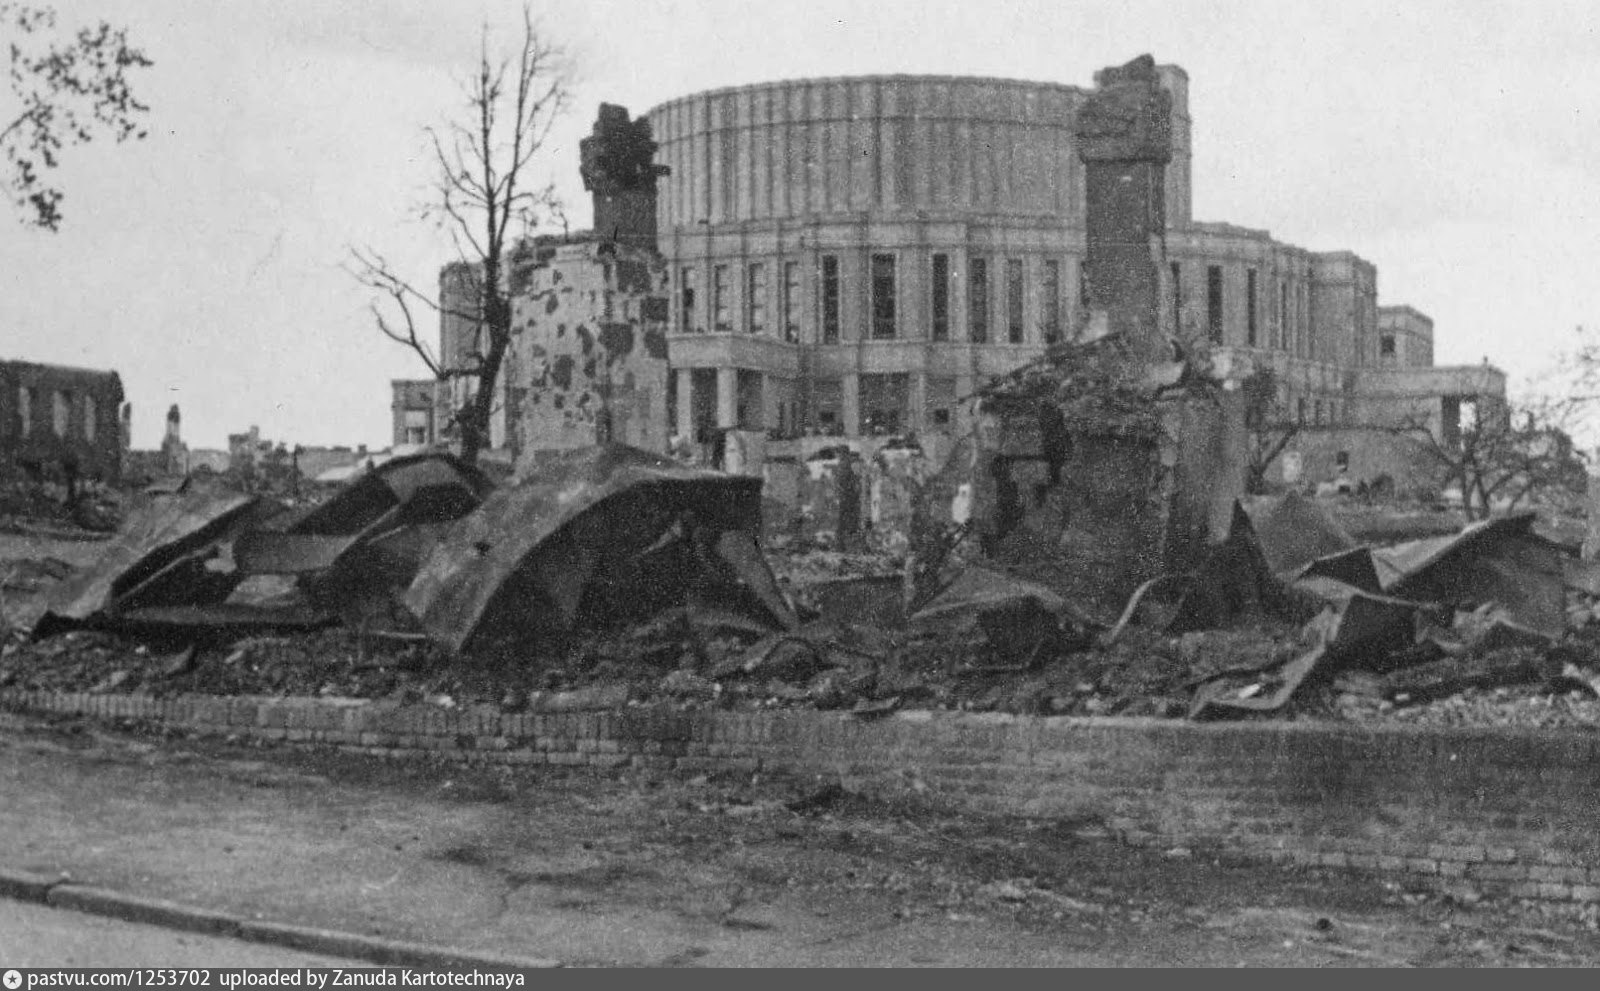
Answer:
xmin=3 ymin=0 xmax=1596 ymax=450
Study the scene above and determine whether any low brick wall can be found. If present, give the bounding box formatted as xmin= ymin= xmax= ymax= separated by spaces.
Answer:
xmin=5 ymin=688 xmax=1598 ymax=904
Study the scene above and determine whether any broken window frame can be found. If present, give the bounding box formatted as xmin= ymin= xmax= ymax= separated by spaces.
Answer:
xmin=712 ymin=265 xmax=731 ymax=332
xmin=1207 ymin=265 xmax=1225 ymax=344
xmin=1043 ymin=259 xmax=1062 ymax=344
xmin=1278 ymin=280 xmax=1288 ymax=351
xmin=679 ymin=266 xmax=698 ymax=334
xmin=969 ymin=256 xmax=989 ymax=344
xmin=870 ymin=253 xmax=897 ymax=340
xmin=51 ymin=389 xmax=70 ymax=438
xmin=820 ymin=255 xmax=841 ymax=344
xmin=1246 ymin=267 xmax=1258 ymax=346
xmin=747 ymin=261 xmax=768 ymax=335
xmin=1006 ymin=258 xmax=1025 ymax=344
xmin=782 ymin=260 xmax=801 ymax=343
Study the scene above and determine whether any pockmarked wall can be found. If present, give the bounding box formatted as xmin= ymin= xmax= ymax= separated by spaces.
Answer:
xmin=507 ymin=240 xmax=672 ymax=464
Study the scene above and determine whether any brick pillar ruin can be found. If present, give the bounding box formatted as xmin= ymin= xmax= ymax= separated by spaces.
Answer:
xmin=1074 ymin=55 xmax=1173 ymax=360
xmin=1074 ymin=56 xmax=1245 ymax=574
xmin=580 ymin=104 xmax=669 ymax=249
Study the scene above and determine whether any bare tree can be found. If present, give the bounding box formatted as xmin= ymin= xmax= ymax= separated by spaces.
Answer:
xmin=2 ymin=3 xmax=152 ymax=230
xmin=1241 ymin=368 xmax=1301 ymax=495
xmin=352 ymin=6 xmax=570 ymax=467
xmin=1392 ymin=396 xmax=1584 ymax=520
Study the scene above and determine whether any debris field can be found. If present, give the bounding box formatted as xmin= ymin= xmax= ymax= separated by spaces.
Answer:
xmin=4 ymin=447 xmax=1600 ymax=730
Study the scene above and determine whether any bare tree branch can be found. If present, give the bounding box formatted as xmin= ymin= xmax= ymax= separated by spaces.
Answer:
xmin=349 ymin=3 xmax=571 ymax=466
xmin=3 ymin=4 xmax=153 ymax=230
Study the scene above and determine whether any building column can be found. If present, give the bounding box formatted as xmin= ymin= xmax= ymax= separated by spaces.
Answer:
xmin=842 ymin=373 xmax=861 ymax=437
xmin=674 ymin=368 xmax=694 ymax=439
xmin=716 ymin=366 xmax=738 ymax=429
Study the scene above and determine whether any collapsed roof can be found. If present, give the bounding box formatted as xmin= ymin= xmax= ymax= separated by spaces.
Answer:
xmin=405 ymin=445 xmax=794 ymax=657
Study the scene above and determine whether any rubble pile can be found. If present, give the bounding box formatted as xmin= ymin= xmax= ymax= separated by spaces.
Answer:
xmin=4 ymin=448 xmax=1600 ymax=730
xmin=1 ymin=480 xmax=123 ymax=533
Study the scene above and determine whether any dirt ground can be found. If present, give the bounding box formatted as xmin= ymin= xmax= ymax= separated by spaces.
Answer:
xmin=3 ymin=710 xmax=1599 ymax=967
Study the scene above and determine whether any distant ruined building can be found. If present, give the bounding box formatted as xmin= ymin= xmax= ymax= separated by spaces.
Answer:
xmin=0 ymin=359 xmax=127 ymax=486
xmin=399 ymin=59 xmax=1502 ymax=508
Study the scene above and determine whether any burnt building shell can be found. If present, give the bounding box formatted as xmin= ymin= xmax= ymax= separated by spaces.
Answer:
xmin=0 ymin=359 xmax=126 ymax=484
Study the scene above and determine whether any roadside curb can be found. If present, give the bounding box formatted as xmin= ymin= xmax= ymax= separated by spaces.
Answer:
xmin=0 ymin=866 xmax=562 ymax=970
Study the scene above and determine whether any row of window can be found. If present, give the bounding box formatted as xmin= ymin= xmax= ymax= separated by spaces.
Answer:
xmin=5 ymin=386 xmax=98 ymax=442
xmin=1188 ymin=262 xmax=1312 ymax=353
xmin=678 ymin=254 xmax=1082 ymax=345
xmin=671 ymin=369 xmax=960 ymax=438
xmin=682 ymin=254 xmax=1383 ymax=363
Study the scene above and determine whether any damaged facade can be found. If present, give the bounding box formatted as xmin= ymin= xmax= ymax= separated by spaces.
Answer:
xmin=408 ymin=60 xmax=1503 ymax=549
xmin=0 ymin=359 xmax=128 ymax=485
xmin=645 ymin=62 xmax=1501 ymax=493
xmin=421 ymin=106 xmax=674 ymax=470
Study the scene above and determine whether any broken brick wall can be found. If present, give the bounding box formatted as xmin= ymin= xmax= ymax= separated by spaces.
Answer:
xmin=779 ymin=438 xmax=960 ymax=550
xmin=0 ymin=361 xmax=126 ymax=485
xmin=506 ymin=239 xmax=672 ymax=466
xmin=976 ymin=405 xmax=1169 ymax=613
xmin=12 ymin=691 xmax=1600 ymax=907
xmin=1166 ymin=389 xmax=1250 ymax=574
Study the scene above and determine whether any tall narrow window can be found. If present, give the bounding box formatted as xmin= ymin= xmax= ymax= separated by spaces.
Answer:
xmin=679 ymin=266 xmax=698 ymax=334
xmin=1170 ymin=261 xmax=1182 ymax=337
xmin=18 ymin=386 xmax=31 ymax=436
xmin=931 ymin=254 xmax=950 ymax=342
xmin=746 ymin=262 xmax=767 ymax=334
xmin=83 ymin=394 xmax=97 ymax=442
xmin=1078 ymin=260 xmax=1090 ymax=308
xmin=871 ymin=253 xmax=897 ymax=340
xmin=1380 ymin=334 xmax=1396 ymax=358
xmin=969 ymin=257 xmax=989 ymax=343
xmin=1207 ymin=265 xmax=1224 ymax=344
xmin=820 ymin=255 xmax=840 ymax=344
xmin=1042 ymin=260 xmax=1062 ymax=343
xmin=52 ymin=391 xmax=70 ymax=438
xmin=1246 ymin=268 xmax=1258 ymax=346
xmin=782 ymin=261 xmax=801 ymax=342
xmin=1006 ymin=259 xmax=1024 ymax=344
xmin=712 ymin=265 xmax=731 ymax=332
xmin=1279 ymin=281 xmax=1288 ymax=350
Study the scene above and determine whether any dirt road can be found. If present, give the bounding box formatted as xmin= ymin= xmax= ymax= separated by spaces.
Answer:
xmin=1 ymin=711 xmax=1595 ymax=967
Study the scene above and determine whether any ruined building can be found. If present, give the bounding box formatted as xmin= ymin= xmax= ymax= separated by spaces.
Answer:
xmin=412 ymin=60 xmax=1501 ymax=498
xmin=0 ymin=360 xmax=127 ymax=485
xmin=396 ymin=105 xmax=674 ymax=466
xmin=648 ymin=64 xmax=1501 ymax=486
